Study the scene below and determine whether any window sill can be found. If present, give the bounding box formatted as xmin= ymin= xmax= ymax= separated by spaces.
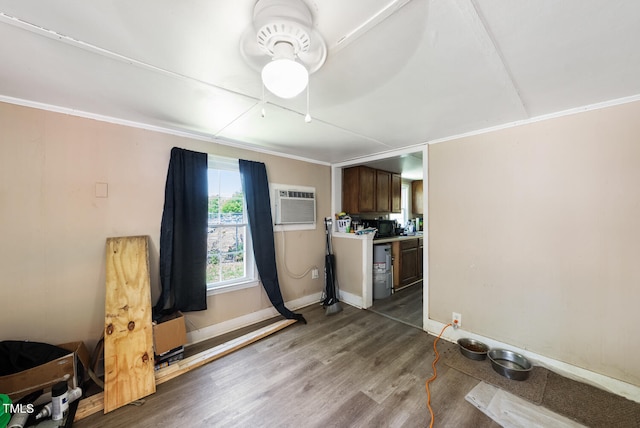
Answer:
xmin=207 ymin=279 xmax=260 ymax=296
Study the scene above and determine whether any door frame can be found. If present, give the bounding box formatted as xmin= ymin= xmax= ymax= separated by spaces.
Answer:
xmin=331 ymin=144 xmax=429 ymax=329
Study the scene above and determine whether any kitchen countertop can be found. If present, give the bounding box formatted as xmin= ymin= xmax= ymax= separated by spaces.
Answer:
xmin=373 ymin=233 xmax=423 ymax=244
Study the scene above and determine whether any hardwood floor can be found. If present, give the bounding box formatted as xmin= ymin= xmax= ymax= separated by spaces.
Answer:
xmin=74 ymin=303 xmax=498 ymax=428
xmin=370 ymin=282 xmax=423 ymax=329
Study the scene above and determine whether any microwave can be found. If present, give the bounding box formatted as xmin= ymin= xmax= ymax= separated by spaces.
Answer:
xmin=368 ymin=219 xmax=396 ymax=238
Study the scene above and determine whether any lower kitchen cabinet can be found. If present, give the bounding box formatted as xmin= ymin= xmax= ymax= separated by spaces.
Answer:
xmin=392 ymin=238 xmax=422 ymax=289
xmin=418 ymin=238 xmax=423 ymax=277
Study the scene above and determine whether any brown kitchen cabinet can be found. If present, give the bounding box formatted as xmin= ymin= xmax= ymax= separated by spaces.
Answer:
xmin=342 ymin=166 xmax=376 ymax=213
xmin=412 ymin=180 xmax=423 ymax=215
xmin=343 ymin=166 xmax=402 ymax=214
xmin=392 ymin=238 xmax=421 ymax=289
xmin=375 ymin=169 xmax=391 ymax=212
xmin=391 ymin=173 xmax=401 ymax=213
xmin=418 ymin=238 xmax=424 ymax=277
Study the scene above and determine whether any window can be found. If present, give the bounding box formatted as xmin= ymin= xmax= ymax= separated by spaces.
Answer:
xmin=389 ymin=183 xmax=410 ymax=227
xmin=207 ymin=156 xmax=255 ymax=291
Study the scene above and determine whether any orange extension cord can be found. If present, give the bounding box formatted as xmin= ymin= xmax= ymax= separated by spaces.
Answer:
xmin=425 ymin=323 xmax=452 ymax=428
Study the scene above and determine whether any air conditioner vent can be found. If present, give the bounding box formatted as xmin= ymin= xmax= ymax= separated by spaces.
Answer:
xmin=274 ymin=187 xmax=316 ymax=225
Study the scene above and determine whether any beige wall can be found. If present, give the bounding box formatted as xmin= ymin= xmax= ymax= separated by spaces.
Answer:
xmin=429 ymin=101 xmax=640 ymax=386
xmin=331 ymin=236 xmax=365 ymax=298
xmin=0 ymin=102 xmax=329 ymax=350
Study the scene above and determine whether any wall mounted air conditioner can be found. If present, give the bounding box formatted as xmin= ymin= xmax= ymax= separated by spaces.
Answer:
xmin=273 ymin=187 xmax=316 ymax=225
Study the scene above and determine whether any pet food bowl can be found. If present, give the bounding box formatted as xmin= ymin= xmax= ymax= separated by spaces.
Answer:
xmin=488 ymin=349 xmax=533 ymax=381
xmin=457 ymin=338 xmax=489 ymax=361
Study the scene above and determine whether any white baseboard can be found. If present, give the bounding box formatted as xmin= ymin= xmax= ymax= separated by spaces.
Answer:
xmin=338 ymin=289 xmax=363 ymax=308
xmin=424 ymin=319 xmax=640 ymax=404
xmin=186 ymin=292 xmax=322 ymax=345
xmin=187 ymin=293 xmax=640 ymax=403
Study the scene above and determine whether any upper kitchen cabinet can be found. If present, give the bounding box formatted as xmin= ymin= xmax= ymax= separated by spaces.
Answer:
xmin=391 ymin=173 xmax=402 ymax=213
xmin=343 ymin=166 xmax=376 ymax=213
xmin=375 ymin=170 xmax=391 ymax=212
xmin=342 ymin=166 xmax=402 ymax=214
xmin=412 ymin=180 xmax=423 ymax=215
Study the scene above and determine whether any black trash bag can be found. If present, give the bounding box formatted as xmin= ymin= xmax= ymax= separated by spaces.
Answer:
xmin=0 ymin=341 xmax=79 ymax=379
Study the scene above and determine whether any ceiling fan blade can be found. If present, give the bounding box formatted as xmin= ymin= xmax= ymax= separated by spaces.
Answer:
xmin=329 ymin=0 xmax=413 ymax=55
xmin=239 ymin=28 xmax=270 ymax=72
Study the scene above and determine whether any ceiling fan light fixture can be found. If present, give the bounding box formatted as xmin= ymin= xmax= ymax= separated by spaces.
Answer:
xmin=261 ymin=41 xmax=309 ymax=99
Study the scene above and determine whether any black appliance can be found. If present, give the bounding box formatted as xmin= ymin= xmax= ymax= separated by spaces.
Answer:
xmin=365 ymin=219 xmax=397 ymax=238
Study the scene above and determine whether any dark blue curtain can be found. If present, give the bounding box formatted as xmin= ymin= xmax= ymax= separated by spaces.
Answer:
xmin=239 ymin=159 xmax=306 ymax=324
xmin=155 ymin=147 xmax=208 ymax=317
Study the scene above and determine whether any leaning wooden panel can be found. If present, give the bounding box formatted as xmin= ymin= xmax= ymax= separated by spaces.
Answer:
xmin=103 ymin=236 xmax=156 ymax=413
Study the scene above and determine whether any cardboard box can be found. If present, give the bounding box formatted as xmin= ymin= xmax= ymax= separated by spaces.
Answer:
xmin=153 ymin=311 xmax=187 ymax=356
xmin=0 ymin=341 xmax=90 ymax=401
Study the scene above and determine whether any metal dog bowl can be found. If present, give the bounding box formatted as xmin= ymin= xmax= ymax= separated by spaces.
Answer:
xmin=457 ymin=338 xmax=489 ymax=361
xmin=488 ymin=349 xmax=533 ymax=381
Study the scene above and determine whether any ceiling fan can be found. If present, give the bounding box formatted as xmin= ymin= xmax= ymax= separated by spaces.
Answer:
xmin=240 ymin=0 xmax=327 ymax=100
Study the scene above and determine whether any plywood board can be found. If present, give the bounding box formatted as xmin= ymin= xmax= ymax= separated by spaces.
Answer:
xmin=103 ymin=236 xmax=156 ymax=413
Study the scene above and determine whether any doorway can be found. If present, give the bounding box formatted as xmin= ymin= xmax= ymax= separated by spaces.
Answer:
xmin=332 ymin=146 xmax=427 ymax=330
xmin=370 ymin=282 xmax=423 ymax=328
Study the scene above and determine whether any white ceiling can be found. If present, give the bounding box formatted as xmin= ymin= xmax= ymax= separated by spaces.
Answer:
xmin=1 ymin=0 xmax=640 ymax=174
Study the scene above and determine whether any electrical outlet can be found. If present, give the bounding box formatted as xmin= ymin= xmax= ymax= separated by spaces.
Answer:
xmin=311 ymin=268 xmax=319 ymax=279
xmin=452 ymin=312 xmax=462 ymax=329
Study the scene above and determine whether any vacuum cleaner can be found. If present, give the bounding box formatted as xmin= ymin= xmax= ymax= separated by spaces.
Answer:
xmin=322 ymin=217 xmax=343 ymax=316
